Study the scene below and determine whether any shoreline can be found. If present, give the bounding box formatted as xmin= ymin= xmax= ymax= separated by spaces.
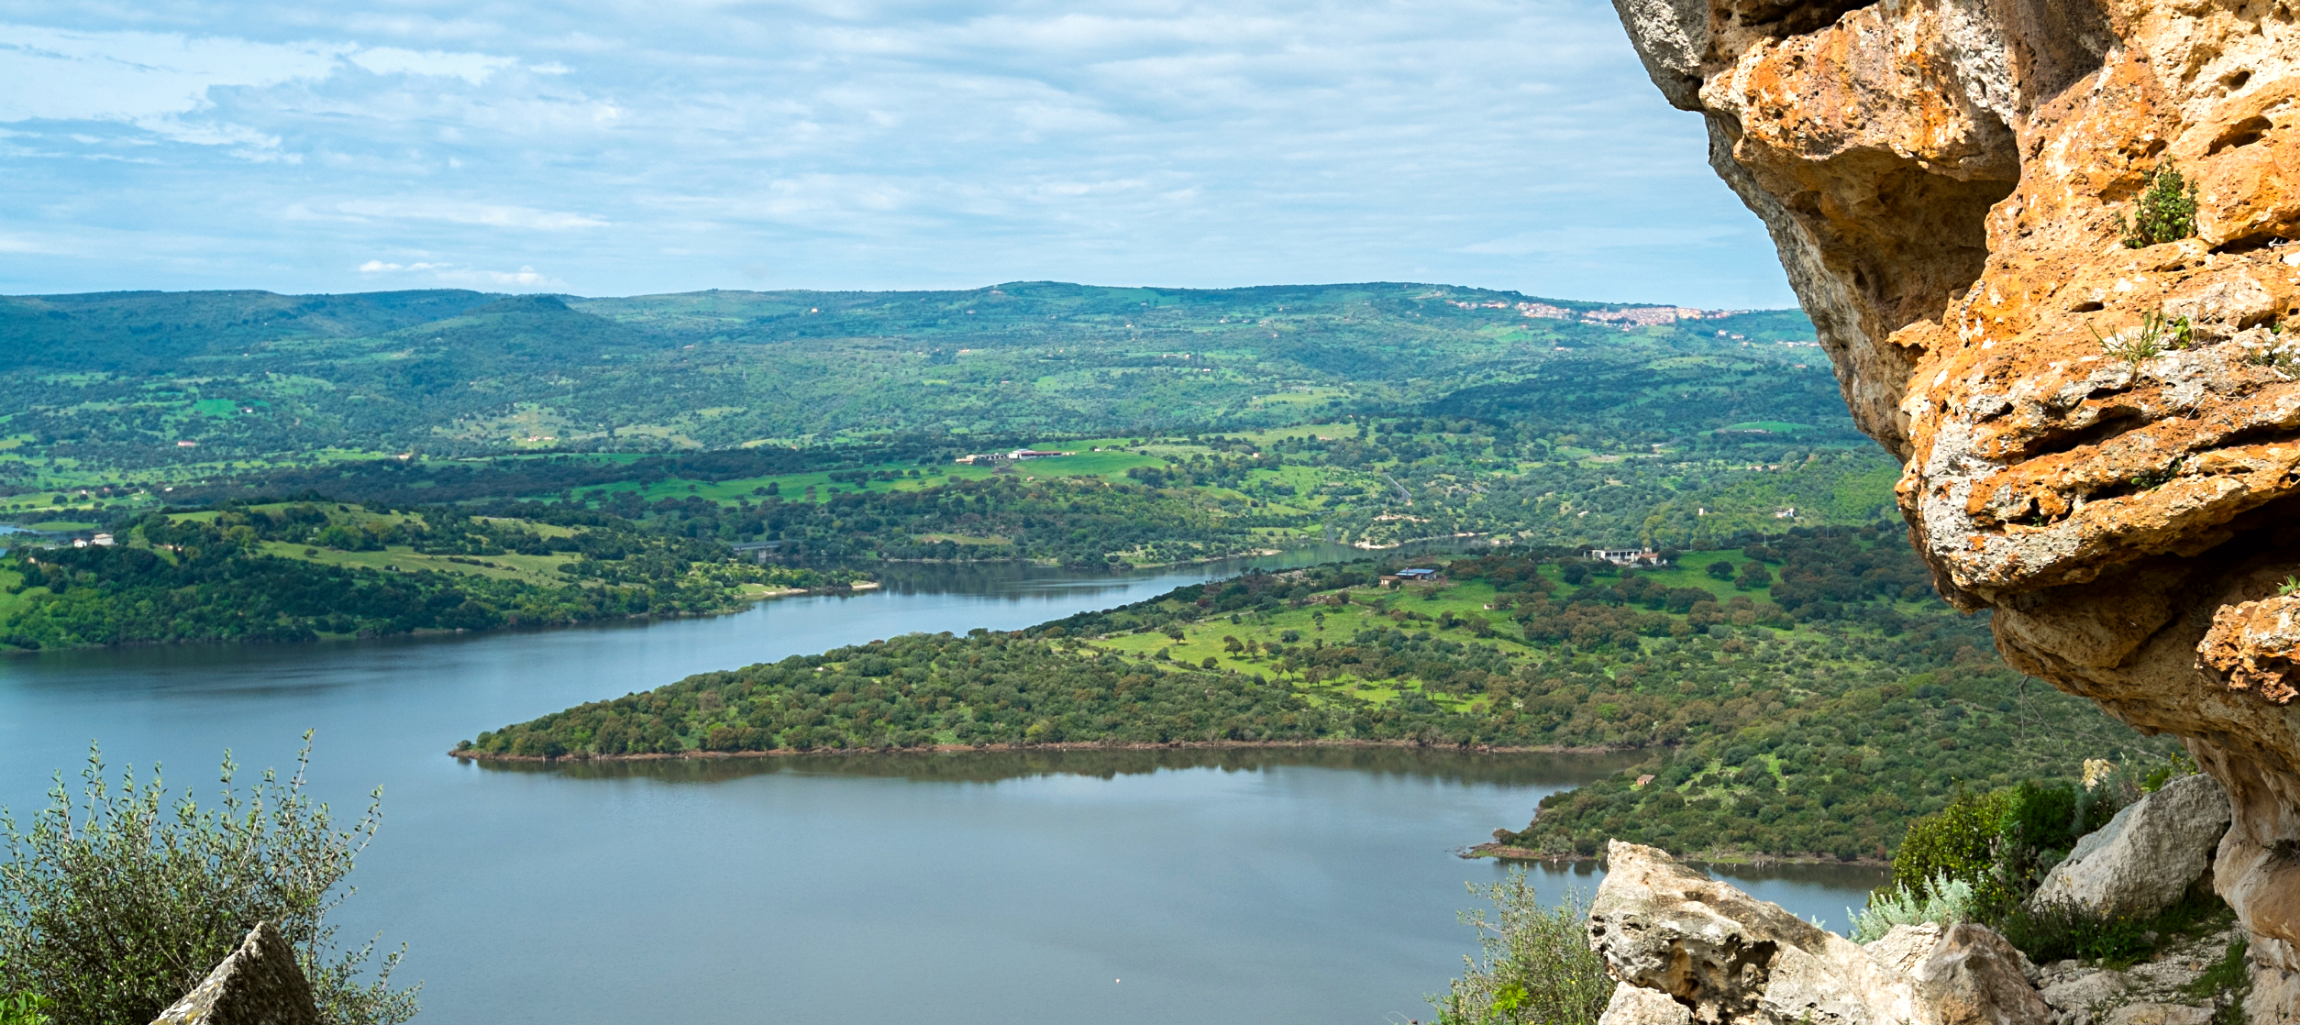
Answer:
xmin=0 ymin=579 xmax=878 ymax=655
xmin=449 ymin=737 xmax=1622 ymax=763
xmin=1458 ymin=840 xmax=1891 ymax=870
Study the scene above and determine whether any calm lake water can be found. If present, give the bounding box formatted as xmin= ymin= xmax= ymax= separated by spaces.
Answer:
xmin=0 ymin=553 xmax=1885 ymax=1024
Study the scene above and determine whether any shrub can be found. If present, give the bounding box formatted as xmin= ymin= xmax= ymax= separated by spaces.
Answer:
xmin=1890 ymin=787 xmax=2007 ymax=896
xmin=1990 ymin=780 xmax=2084 ymax=897
xmin=1848 ymin=873 xmax=1978 ymax=942
xmin=1429 ymin=871 xmax=1611 ymax=1025
xmin=0 ymin=736 xmax=418 ymax=1025
xmin=1993 ymin=897 xmax=2153 ymax=964
xmin=1990 ymin=881 xmax=2231 ymax=967
xmin=2121 ymin=162 xmax=2199 ymax=248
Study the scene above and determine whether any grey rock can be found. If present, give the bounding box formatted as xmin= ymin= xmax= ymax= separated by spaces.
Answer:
xmin=2100 ymin=1004 xmax=2212 ymax=1025
xmin=2031 ymin=774 xmax=2231 ymax=918
xmin=1599 ymin=981 xmax=1694 ymax=1025
xmin=149 ymin=921 xmax=318 ymax=1025
xmin=2039 ymin=970 xmax=2128 ymax=1017
xmin=1909 ymin=924 xmax=2053 ymax=1025
xmin=1869 ymin=923 xmax=1946 ymax=976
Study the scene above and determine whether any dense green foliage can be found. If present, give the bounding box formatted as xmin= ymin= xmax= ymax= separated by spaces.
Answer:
xmin=0 ymin=738 xmax=416 ymax=1025
xmin=0 ymin=501 xmax=853 ymax=649
xmin=605 ymin=474 xmax=1265 ymax=568
xmin=1429 ymin=872 xmax=1610 ymax=1025
xmin=1449 ymin=532 xmax=2176 ymax=860
xmin=1492 ymin=664 xmax=2170 ymax=862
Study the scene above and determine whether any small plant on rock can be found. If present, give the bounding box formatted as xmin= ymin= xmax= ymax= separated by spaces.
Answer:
xmin=2239 ymin=331 xmax=2300 ymax=373
xmin=2121 ymin=162 xmax=2200 ymax=248
xmin=2091 ymin=311 xmax=2191 ymax=365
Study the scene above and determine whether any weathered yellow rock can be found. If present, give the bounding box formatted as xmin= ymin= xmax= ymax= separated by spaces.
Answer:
xmin=1608 ymin=0 xmax=2300 ymax=1018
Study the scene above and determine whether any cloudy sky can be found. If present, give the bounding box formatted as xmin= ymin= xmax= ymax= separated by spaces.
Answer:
xmin=0 ymin=0 xmax=1795 ymax=307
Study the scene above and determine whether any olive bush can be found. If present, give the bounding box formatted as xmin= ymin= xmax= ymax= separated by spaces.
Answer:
xmin=1429 ymin=870 xmax=1612 ymax=1025
xmin=0 ymin=734 xmax=417 ymax=1025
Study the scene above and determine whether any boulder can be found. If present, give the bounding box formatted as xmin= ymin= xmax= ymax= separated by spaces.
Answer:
xmin=1907 ymin=924 xmax=2051 ymax=1025
xmin=1588 ymin=841 xmax=2048 ymax=1025
xmin=149 ymin=921 xmax=319 ymax=1025
xmin=1599 ymin=981 xmax=1693 ymax=1025
xmin=2030 ymin=774 xmax=2232 ymax=918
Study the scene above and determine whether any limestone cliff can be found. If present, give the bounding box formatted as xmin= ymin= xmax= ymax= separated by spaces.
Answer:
xmin=1605 ymin=0 xmax=2300 ymax=1019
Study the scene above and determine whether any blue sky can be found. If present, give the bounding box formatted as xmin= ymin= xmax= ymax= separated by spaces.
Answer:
xmin=0 ymin=0 xmax=1796 ymax=307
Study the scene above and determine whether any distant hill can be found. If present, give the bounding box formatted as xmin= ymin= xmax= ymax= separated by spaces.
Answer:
xmin=0 ymin=289 xmax=491 ymax=372
xmin=0 ymin=282 xmax=1826 ymax=474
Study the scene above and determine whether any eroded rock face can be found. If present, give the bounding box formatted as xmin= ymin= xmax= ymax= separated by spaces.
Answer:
xmin=1588 ymin=841 xmax=2049 ymax=1024
xmin=148 ymin=920 xmax=319 ymax=1025
xmin=1606 ymin=0 xmax=2300 ymax=1016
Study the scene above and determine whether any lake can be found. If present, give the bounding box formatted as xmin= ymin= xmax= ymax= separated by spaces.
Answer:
xmin=0 ymin=554 xmax=1885 ymax=1024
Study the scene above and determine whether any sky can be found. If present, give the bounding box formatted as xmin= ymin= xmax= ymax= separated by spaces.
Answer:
xmin=0 ymin=0 xmax=1798 ymax=308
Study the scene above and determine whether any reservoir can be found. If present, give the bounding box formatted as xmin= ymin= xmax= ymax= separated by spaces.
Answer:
xmin=0 ymin=555 xmax=1884 ymax=1024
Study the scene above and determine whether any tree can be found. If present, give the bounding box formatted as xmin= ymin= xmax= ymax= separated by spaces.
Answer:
xmin=1706 ymin=560 xmax=1736 ymax=580
xmin=1735 ymin=563 xmax=1772 ymax=590
xmin=0 ymin=734 xmax=418 ymax=1025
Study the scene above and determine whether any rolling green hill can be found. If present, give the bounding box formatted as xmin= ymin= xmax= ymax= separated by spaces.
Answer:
xmin=0 ymin=282 xmax=1832 ymax=469
xmin=1 ymin=282 xmax=1886 ymax=561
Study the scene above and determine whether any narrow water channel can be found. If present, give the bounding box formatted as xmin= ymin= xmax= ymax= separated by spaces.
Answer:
xmin=0 ymin=553 xmax=1884 ymax=1024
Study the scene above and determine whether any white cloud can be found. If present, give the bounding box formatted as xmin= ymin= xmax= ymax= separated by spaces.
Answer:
xmin=348 ymin=47 xmax=518 ymax=84
xmin=429 ymin=265 xmax=564 ymax=289
xmin=0 ymin=24 xmax=520 ymax=154
xmin=338 ymin=199 xmax=609 ymax=230
xmin=353 ymin=259 xmax=563 ymax=289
